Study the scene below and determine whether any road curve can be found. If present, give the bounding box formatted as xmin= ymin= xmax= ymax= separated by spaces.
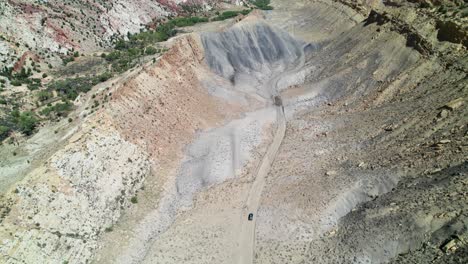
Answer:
xmin=236 ymin=106 xmax=286 ymax=264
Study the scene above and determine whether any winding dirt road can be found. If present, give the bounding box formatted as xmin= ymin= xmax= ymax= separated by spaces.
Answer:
xmin=236 ymin=106 xmax=286 ymax=264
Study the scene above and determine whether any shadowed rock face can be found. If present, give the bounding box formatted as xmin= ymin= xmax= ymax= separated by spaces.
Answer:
xmin=201 ymin=23 xmax=307 ymax=84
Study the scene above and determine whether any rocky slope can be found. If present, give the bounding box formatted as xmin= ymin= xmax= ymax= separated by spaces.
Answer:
xmin=255 ymin=0 xmax=467 ymax=263
xmin=0 ymin=0 xmax=245 ymax=70
xmin=0 ymin=34 xmax=230 ymax=263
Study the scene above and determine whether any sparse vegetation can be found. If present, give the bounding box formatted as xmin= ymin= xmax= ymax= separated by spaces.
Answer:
xmin=106 ymin=16 xmax=208 ymax=73
xmin=15 ymin=111 xmax=38 ymax=136
xmin=40 ymin=101 xmax=72 ymax=118
xmin=62 ymin=56 xmax=75 ymax=66
xmin=252 ymin=0 xmax=273 ymax=10
xmin=145 ymin=46 xmax=158 ymax=55
xmin=48 ymin=72 xmax=112 ymax=101
xmin=180 ymin=3 xmax=204 ymax=14
xmin=213 ymin=10 xmax=252 ymax=21
xmin=0 ymin=125 xmax=9 ymax=141
xmin=168 ymin=16 xmax=208 ymax=27
xmin=0 ymin=14 xmax=213 ymax=142
xmin=0 ymin=66 xmax=36 ymax=87
xmin=0 ymin=110 xmax=39 ymax=139
xmin=37 ymin=90 xmax=53 ymax=102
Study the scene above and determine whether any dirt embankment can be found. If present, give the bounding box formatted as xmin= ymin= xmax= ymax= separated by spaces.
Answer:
xmin=110 ymin=36 xmax=227 ymax=163
xmin=0 ymin=33 xmax=239 ymax=264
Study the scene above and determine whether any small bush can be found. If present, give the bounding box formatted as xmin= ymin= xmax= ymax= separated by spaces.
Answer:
xmin=104 ymin=51 xmax=121 ymax=62
xmin=252 ymin=0 xmax=273 ymax=10
xmin=0 ymin=125 xmax=9 ymax=141
xmin=9 ymin=111 xmax=38 ymax=136
xmin=168 ymin=16 xmax=208 ymax=27
xmin=37 ymin=90 xmax=53 ymax=102
xmin=27 ymin=82 xmax=41 ymax=91
xmin=48 ymin=72 xmax=112 ymax=100
xmin=145 ymin=46 xmax=158 ymax=55
xmin=213 ymin=10 xmax=251 ymax=21
xmin=11 ymin=80 xmax=22 ymax=86
xmin=130 ymin=196 xmax=138 ymax=204
xmin=41 ymin=101 xmax=72 ymax=117
xmin=62 ymin=56 xmax=75 ymax=66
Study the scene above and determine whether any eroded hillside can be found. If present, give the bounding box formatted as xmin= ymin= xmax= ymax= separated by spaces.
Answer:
xmin=0 ymin=0 xmax=467 ymax=264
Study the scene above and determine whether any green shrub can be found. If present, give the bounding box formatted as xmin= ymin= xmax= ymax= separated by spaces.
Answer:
xmin=168 ymin=16 xmax=208 ymax=27
xmin=40 ymin=101 xmax=72 ymax=117
xmin=40 ymin=106 xmax=53 ymax=116
xmin=62 ymin=56 xmax=75 ymax=65
xmin=37 ymin=90 xmax=53 ymax=102
xmin=108 ymin=16 xmax=209 ymax=73
xmin=145 ymin=46 xmax=158 ymax=55
xmin=11 ymin=80 xmax=22 ymax=86
xmin=0 ymin=125 xmax=10 ymax=141
xmin=104 ymin=51 xmax=121 ymax=62
xmin=48 ymin=72 xmax=112 ymax=100
xmin=98 ymin=72 xmax=112 ymax=82
xmin=213 ymin=10 xmax=252 ymax=21
xmin=0 ymin=67 xmax=13 ymax=79
xmin=48 ymin=78 xmax=89 ymax=100
xmin=53 ymin=101 xmax=72 ymax=116
xmin=252 ymin=0 xmax=273 ymax=10
xmin=14 ymin=67 xmax=32 ymax=80
xmin=12 ymin=111 xmax=38 ymax=136
xmin=27 ymin=82 xmax=41 ymax=91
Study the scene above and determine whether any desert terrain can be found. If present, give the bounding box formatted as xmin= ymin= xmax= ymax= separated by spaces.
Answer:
xmin=0 ymin=0 xmax=467 ymax=263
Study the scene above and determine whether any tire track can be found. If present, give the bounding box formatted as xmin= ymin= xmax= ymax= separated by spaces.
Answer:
xmin=236 ymin=105 xmax=286 ymax=264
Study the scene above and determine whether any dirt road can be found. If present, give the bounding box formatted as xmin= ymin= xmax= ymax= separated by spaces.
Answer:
xmin=236 ymin=106 xmax=286 ymax=264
